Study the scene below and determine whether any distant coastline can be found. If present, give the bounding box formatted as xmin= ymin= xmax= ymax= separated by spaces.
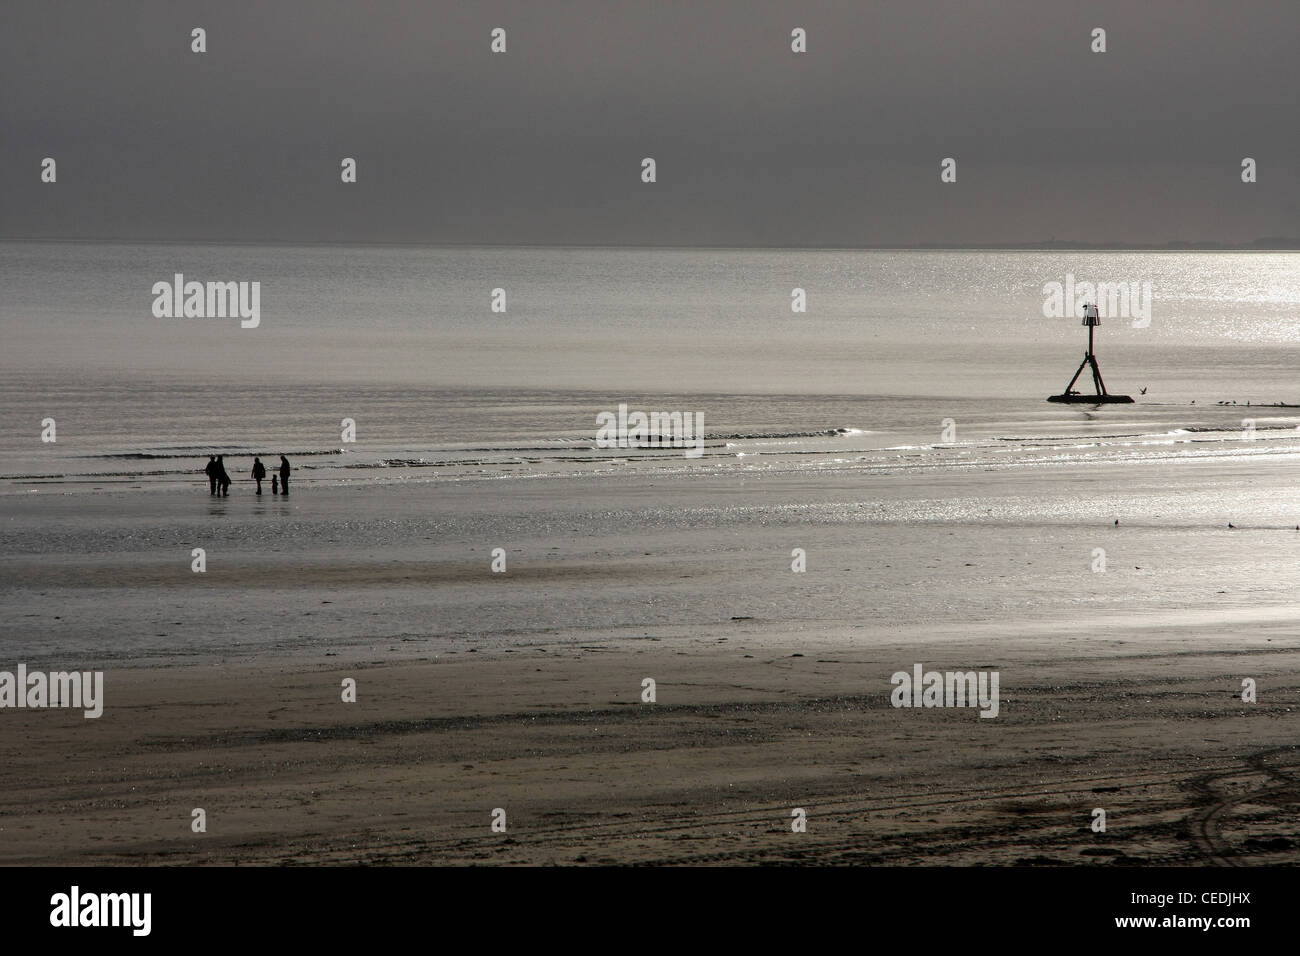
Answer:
xmin=3 ymin=237 xmax=1298 ymax=251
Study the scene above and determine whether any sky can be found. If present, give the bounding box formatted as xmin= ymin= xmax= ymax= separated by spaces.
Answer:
xmin=2 ymin=0 xmax=1296 ymax=246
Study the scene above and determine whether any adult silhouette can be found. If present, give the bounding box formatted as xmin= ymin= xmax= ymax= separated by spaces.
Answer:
xmin=216 ymin=455 xmax=231 ymax=497
xmin=204 ymin=456 xmax=218 ymax=495
xmin=279 ymin=455 xmax=291 ymax=496
xmin=251 ymin=457 xmax=267 ymax=495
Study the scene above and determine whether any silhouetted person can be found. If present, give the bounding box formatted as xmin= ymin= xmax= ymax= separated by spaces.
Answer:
xmin=205 ymin=456 xmax=218 ymax=495
xmin=252 ymin=457 xmax=266 ymax=495
xmin=271 ymin=474 xmax=278 ymax=494
xmin=279 ymin=456 xmax=291 ymax=496
xmin=216 ymin=455 xmax=231 ymax=497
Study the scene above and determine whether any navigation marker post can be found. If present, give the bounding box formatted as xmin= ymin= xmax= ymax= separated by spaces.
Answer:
xmin=1047 ymin=303 xmax=1134 ymax=404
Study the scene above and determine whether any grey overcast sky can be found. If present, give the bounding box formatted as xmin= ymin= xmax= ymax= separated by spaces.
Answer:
xmin=1 ymin=0 xmax=1296 ymax=246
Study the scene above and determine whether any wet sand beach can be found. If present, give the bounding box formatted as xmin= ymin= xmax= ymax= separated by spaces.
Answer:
xmin=2 ymin=455 xmax=1298 ymax=865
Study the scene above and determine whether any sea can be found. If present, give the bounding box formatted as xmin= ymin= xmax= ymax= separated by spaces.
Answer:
xmin=2 ymin=242 xmax=1299 ymax=491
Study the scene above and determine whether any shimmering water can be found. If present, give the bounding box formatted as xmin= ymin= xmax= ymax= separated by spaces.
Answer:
xmin=2 ymin=243 xmax=1298 ymax=490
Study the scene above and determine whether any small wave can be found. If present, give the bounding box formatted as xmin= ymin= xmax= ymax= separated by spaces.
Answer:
xmin=997 ymin=433 xmax=1147 ymax=442
xmin=89 ymin=448 xmax=345 ymax=460
xmin=715 ymin=428 xmax=867 ymax=440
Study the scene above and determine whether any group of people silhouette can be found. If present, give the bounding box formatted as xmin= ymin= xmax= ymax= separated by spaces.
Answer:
xmin=204 ymin=455 xmax=292 ymax=496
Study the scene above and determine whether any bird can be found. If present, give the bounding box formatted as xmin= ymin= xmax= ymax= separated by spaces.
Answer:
xmin=1228 ymin=522 xmax=1236 ymax=529
xmin=1139 ymin=386 xmax=1147 ymax=395
xmin=1114 ymin=519 xmax=1119 ymax=526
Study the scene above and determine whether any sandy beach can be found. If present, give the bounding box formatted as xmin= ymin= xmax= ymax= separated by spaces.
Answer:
xmin=2 ymin=627 xmax=1297 ymax=866
xmin=3 ymin=456 xmax=1298 ymax=865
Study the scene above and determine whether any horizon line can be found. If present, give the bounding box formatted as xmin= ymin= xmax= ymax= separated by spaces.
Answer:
xmin=3 ymin=237 xmax=1299 ymax=251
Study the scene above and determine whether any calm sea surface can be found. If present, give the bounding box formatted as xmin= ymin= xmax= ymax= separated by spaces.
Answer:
xmin=3 ymin=243 xmax=1299 ymax=488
